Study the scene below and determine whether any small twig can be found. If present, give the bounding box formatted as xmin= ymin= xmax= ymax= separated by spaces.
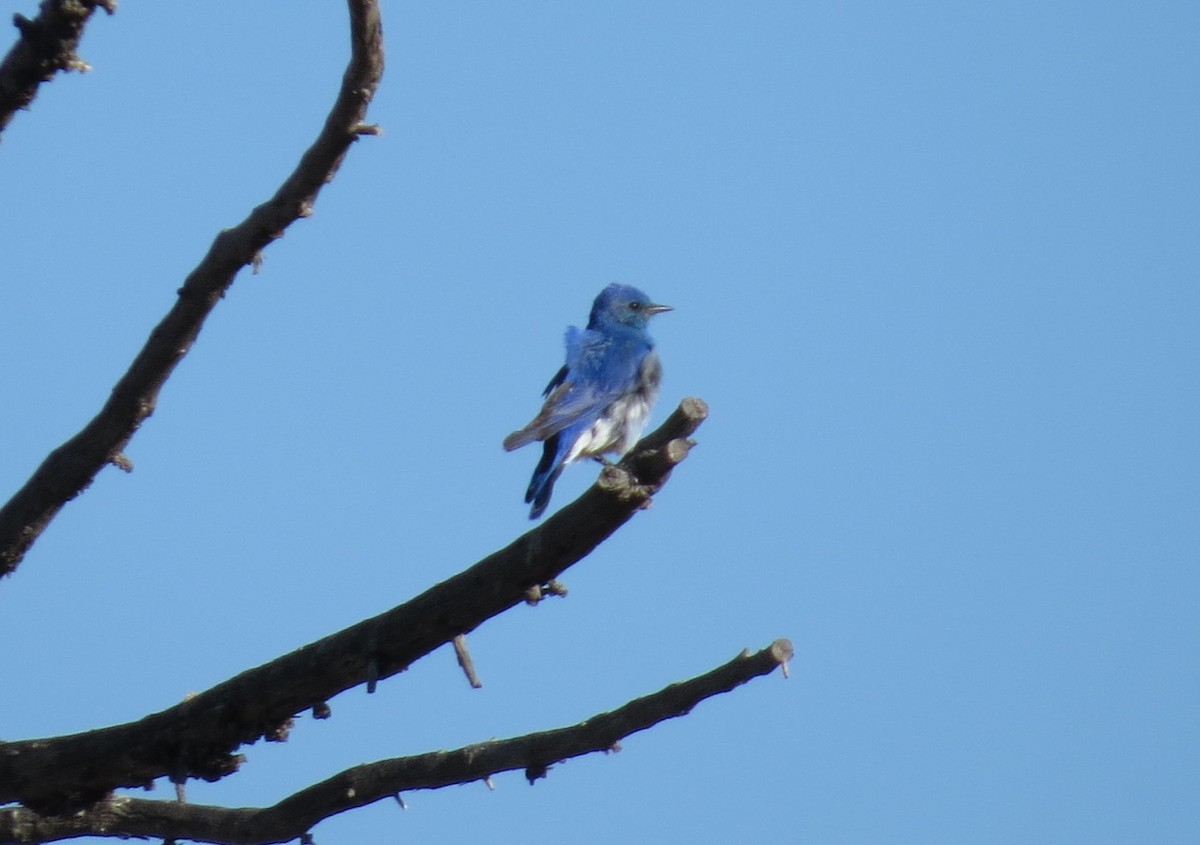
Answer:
xmin=452 ymin=635 xmax=483 ymax=689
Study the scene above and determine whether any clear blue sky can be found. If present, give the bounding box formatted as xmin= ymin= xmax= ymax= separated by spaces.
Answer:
xmin=1 ymin=2 xmax=1197 ymax=843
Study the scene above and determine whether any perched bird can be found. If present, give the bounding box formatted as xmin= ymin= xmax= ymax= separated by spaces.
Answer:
xmin=505 ymin=284 xmax=673 ymax=519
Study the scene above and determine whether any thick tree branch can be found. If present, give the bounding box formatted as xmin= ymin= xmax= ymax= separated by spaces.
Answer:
xmin=0 ymin=398 xmax=708 ymax=813
xmin=0 ymin=640 xmax=792 ymax=845
xmin=0 ymin=0 xmax=113 ymax=138
xmin=0 ymin=0 xmax=384 ymax=579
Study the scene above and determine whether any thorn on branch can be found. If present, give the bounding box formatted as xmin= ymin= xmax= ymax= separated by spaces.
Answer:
xmin=525 ymin=762 xmax=549 ymax=784
xmin=484 ymin=776 xmax=495 ymax=791
xmin=393 ymin=793 xmax=407 ymax=810
xmin=265 ymin=718 xmax=294 ymax=742
xmin=12 ymin=13 xmax=36 ymax=38
xmin=97 ymin=0 xmax=117 ymax=13
xmin=352 ymin=122 xmax=382 ymax=136
xmin=366 ymin=656 xmax=380 ymax=694
xmin=64 ymin=55 xmax=92 ymax=72
xmin=251 ymin=252 xmax=264 ymax=274
xmin=299 ymin=833 xmax=315 ymax=845
xmin=524 ymin=579 xmax=568 ymax=606
xmin=312 ymin=701 xmax=332 ymax=719
xmin=452 ymin=634 xmax=483 ymax=689
xmin=607 ymin=741 xmax=622 ymax=754
xmin=109 ymin=452 xmax=133 ymax=472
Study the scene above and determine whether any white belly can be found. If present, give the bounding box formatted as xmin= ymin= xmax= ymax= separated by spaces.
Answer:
xmin=564 ymin=393 xmax=653 ymax=464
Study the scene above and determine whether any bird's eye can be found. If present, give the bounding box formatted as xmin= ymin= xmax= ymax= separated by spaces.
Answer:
xmin=628 ymin=301 xmax=641 ymax=310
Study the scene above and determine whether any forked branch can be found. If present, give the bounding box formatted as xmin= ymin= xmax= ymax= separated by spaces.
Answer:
xmin=0 ymin=640 xmax=792 ymax=845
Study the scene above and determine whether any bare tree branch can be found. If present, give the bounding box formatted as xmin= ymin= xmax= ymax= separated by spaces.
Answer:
xmin=0 ymin=640 xmax=793 ymax=845
xmin=0 ymin=398 xmax=708 ymax=813
xmin=0 ymin=0 xmax=384 ymax=580
xmin=0 ymin=0 xmax=114 ymax=138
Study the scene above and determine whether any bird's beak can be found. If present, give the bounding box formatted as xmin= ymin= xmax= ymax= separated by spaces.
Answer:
xmin=646 ymin=303 xmax=673 ymax=315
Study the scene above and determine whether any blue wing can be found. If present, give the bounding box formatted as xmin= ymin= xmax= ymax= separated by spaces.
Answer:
xmin=506 ymin=326 xmax=657 ymax=518
xmin=503 ymin=327 xmax=638 ymax=452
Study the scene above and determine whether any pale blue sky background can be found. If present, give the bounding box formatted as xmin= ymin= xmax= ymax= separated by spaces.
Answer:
xmin=1 ymin=2 xmax=1197 ymax=843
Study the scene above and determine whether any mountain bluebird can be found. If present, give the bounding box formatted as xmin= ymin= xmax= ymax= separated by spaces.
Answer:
xmin=505 ymin=284 xmax=672 ymax=519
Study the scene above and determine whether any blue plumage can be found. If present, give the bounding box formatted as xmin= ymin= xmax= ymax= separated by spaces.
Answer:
xmin=505 ymin=284 xmax=672 ymax=519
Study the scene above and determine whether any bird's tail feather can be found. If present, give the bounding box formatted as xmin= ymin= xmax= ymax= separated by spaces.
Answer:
xmin=528 ymin=465 xmax=563 ymax=519
xmin=526 ymin=435 xmax=564 ymax=519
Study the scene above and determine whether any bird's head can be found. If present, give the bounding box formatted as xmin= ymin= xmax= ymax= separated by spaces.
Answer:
xmin=588 ymin=284 xmax=673 ymax=331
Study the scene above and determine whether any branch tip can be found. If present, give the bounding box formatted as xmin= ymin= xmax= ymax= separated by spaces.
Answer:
xmin=769 ymin=638 xmax=794 ymax=678
xmin=679 ymin=395 xmax=709 ymax=422
xmin=664 ymin=437 xmax=694 ymax=464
